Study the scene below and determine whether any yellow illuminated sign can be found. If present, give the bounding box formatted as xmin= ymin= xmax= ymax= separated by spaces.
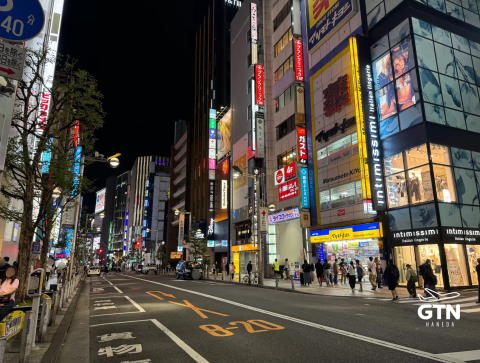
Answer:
xmin=231 ymin=244 xmax=258 ymax=252
xmin=0 ymin=311 xmax=24 ymax=340
xmin=350 ymin=37 xmax=371 ymax=200
xmin=310 ymin=223 xmax=382 ymax=243
xmin=233 ymin=253 xmax=240 ymax=274
xmin=308 ymin=0 xmax=335 ymax=29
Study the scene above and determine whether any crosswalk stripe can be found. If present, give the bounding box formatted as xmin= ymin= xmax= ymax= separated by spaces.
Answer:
xmin=461 ymin=307 xmax=480 ymax=313
xmin=413 ymin=302 xmax=478 ymax=308
xmin=407 ymin=297 xmax=477 ymax=305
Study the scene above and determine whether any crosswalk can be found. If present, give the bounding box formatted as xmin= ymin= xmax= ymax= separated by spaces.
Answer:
xmin=365 ymin=295 xmax=480 ymax=313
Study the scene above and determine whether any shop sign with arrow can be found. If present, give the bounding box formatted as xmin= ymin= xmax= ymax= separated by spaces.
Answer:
xmin=0 ymin=42 xmax=25 ymax=80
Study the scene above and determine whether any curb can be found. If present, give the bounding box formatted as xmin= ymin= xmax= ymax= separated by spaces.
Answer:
xmin=40 ymin=281 xmax=84 ymax=363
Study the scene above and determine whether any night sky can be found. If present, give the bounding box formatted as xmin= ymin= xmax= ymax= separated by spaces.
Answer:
xmin=58 ymin=0 xmax=212 ymax=212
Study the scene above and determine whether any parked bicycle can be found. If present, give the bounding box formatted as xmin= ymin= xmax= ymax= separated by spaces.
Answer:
xmin=243 ymin=272 xmax=259 ymax=285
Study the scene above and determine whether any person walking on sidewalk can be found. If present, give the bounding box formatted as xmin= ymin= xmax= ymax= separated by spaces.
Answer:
xmin=284 ymin=258 xmax=290 ymax=280
xmin=356 ymin=260 xmax=364 ymax=292
xmin=375 ymin=257 xmax=383 ymax=288
xmin=406 ymin=264 xmax=418 ymax=297
xmin=424 ymin=259 xmax=438 ymax=298
xmin=323 ymin=260 xmax=331 ymax=287
xmin=247 ymin=261 xmax=253 ymax=283
xmin=230 ymin=261 xmax=236 ymax=280
xmin=302 ymin=260 xmax=311 ymax=287
xmin=347 ymin=261 xmax=356 ymax=292
xmin=367 ymin=257 xmax=377 ymax=291
xmin=476 ymin=258 xmax=480 ymax=303
xmin=315 ymin=258 xmax=324 ymax=286
xmin=332 ymin=259 xmax=339 ymax=286
xmin=46 ymin=264 xmax=51 ymax=281
xmin=339 ymin=258 xmax=347 ymax=285
xmin=384 ymin=259 xmax=400 ymax=301
xmin=273 ymin=259 xmax=280 ymax=282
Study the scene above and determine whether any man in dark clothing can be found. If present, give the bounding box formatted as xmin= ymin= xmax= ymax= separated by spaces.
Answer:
xmin=384 ymin=259 xmax=400 ymax=301
xmin=247 ymin=261 xmax=253 ymax=283
xmin=315 ymin=259 xmax=324 ymax=286
xmin=476 ymin=258 xmax=480 ymax=303
xmin=0 ymin=258 xmax=11 ymax=280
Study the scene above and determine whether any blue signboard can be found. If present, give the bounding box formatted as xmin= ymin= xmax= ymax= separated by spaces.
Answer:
xmin=300 ymin=168 xmax=310 ymax=209
xmin=209 ymin=129 xmax=216 ymax=139
xmin=41 ymin=138 xmax=53 ymax=173
xmin=72 ymin=146 xmax=82 ymax=194
xmin=65 ymin=229 xmax=73 ymax=258
xmin=316 ymin=243 xmax=324 ymax=262
xmin=0 ymin=0 xmax=45 ymax=42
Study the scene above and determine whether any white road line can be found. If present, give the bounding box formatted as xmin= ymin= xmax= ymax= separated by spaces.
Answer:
xmin=114 ymin=286 xmax=123 ymax=293
xmin=90 ymin=311 xmax=144 ymax=317
xmin=411 ymin=297 xmax=477 ymax=305
xmin=150 ymin=319 xmax=209 ymax=363
xmin=412 ymin=302 xmax=479 ymax=308
xmin=93 ymin=306 xmax=117 ymax=311
xmin=90 ymin=319 xmax=151 ymax=327
xmin=103 ymin=277 xmax=113 ymax=285
xmin=462 ymin=307 xmax=480 ymax=313
xmin=123 ymin=275 xmax=458 ymax=363
xmin=435 ymin=350 xmax=480 ymax=362
xmin=125 ymin=296 xmax=146 ymax=313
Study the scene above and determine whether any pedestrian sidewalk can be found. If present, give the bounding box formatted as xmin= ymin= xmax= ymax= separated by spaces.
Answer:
xmin=206 ymin=273 xmax=412 ymax=298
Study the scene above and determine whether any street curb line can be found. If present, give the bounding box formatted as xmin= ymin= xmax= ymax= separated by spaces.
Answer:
xmin=39 ymin=280 xmax=85 ymax=363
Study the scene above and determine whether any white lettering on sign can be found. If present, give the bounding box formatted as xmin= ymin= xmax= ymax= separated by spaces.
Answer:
xmin=221 ymin=180 xmax=228 ymax=209
xmin=98 ymin=344 xmax=142 ymax=357
xmin=294 ymin=39 xmax=304 ymax=81
xmin=251 ymin=3 xmax=257 ymax=42
xmin=365 ymin=64 xmax=385 ymax=208
xmin=225 ymin=0 xmax=242 ymax=7
xmin=98 ymin=332 xmax=136 ymax=342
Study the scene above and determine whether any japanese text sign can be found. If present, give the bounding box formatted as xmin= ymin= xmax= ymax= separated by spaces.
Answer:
xmin=255 ymin=64 xmax=264 ymax=106
xmin=278 ymin=178 xmax=299 ymax=201
xmin=297 ymin=127 xmax=307 ymax=164
xmin=323 ymin=74 xmax=351 ymax=117
xmin=268 ymin=208 xmax=300 ymax=224
xmin=300 ymin=168 xmax=310 ymax=209
xmin=294 ymin=39 xmax=304 ymax=81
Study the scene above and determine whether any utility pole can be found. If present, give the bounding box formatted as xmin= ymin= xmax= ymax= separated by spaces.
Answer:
xmin=256 ymin=176 xmax=263 ymax=285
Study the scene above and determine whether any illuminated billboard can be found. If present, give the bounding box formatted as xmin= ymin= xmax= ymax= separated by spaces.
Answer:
xmin=95 ymin=188 xmax=106 ymax=214
xmin=217 ymin=110 xmax=231 ymax=160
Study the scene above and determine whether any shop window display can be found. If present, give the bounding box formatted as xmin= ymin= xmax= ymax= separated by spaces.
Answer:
xmin=323 ymin=240 xmax=380 ymax=270
xmin=394 ymin=245 xmax=417 ymax=285
xmin=444 ymin=244 xmax=469 ymax=286
xmin=432 ymin=165 xmax=457 ymax=202
xmin=466 ymin=245 xmax=480 ymax=285
xmin=407 ymin=165 xmax=434 ymax=205
xmin=413 ymin=0 xmax=480 ymax=28
xmin=416 ymin=244 xmax=444 ymax=288
xmin=410 ymin=203 xmax=438 ymax=228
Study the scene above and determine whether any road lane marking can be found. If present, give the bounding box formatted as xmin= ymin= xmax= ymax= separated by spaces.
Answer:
xmin=125 ymin=296 xmax=146 ymax=313
xmin=123 ymin=275 xmax=460 ymax=363
xmin=461 ymin=307 xmax=480 ymax=313
xmin=150 ymin=319 xmax=209 ymax=363
xmin=93 ymin=306 xmax=117 ymax=311
xmin=435 ymin=350 xmax=480 ymax=362
xmin=114 ymin=286 xmax=123 ymax=293
xmin=168 ymin=300 xmax=229 ymax=319
xmin=91 ymin=311 xmax=146 ymax=317
xmin=146 ymin=291 xmax=176 ymax=299
xmin=103 ymin=277 xmax=113 ymax=285
xmin=90 ymin=319 xmax=151 ymax=327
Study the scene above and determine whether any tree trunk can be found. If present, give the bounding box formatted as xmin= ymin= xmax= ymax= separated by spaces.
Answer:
xmin=16 ymin=183 xmax=35 ymax=304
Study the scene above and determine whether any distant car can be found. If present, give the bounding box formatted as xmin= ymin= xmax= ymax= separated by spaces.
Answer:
xmin=135 ymin=265 xmax=144 ymax=274
xmin=176 ymin=261 xmax=203 ymax=280
xmin=87 ymin=266 xmax=100 ymax=277
xmin=142 ymin=264 xmax=158 ymax=275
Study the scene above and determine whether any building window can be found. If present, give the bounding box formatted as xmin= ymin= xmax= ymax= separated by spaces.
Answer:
xmin=275 ymin=84 xmax=296 ymax=112
xmin=273 ymin=1 xmax=292 ymax=31
xmin=275 ymin=115 xmax=295 ymax=141
xmin=277 ymin=147 xmax=296 ymax=169
xmin=274 ymin=56 xmax=293 ymax=84
xmin=274 ymin=27 xmax=293 ymax=57
xmin=319 ymin=181 xmax=363 ymax=211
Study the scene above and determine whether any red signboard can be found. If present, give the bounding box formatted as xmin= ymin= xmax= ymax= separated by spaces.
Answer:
xmin=297 ymin=127 xmax=307 ymax=165
xmin=323 ymin=74 xmax=350 ymax=117
xmin=294 ymin=39 xmax=304 ymax=81
xmin=275 ymin=169 xmax=284 ymax=185
xmin=255 ymin=64 xmax=264 ymax=106
xmin=278 ymin=178 xmax=299 ymax=201
xmin=38 ymin=93 xmax=50 ymax=131
xmin=284 ymin=162 xmax=296 ymax=180
xmin=337 ymin=209 xmax=346 ymax=217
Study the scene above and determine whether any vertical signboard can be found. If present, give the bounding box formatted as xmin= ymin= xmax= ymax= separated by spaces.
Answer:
xmin=72 ymin=146 xmax=82 ymax=195
xmin=251 ymin=3 xmax=257 ymax=42
xmin=255 ymin=65 xmax=264 ymax=106
xmin=178 ymin=214 xmax=185 ymax=246
xmin=95 ymin=188 xmax=106 ymax=214
xmin=233 ymin=135 xmax=248 ymax=220
xmin=354 ymin=35 xmax=385 ymax=210
xmin=221 ymin=180 xmax=228 ymax=209
xmin=300 ymin=168 xmax=310 ymax=208
xmin=297 ymin=127 xmax=307 ymax=165
xmin=294 ymin=39 xmax=304 ymax=81
xmin=296 ymin=86 xmax=305 ymax=124
xmin=251 ymin=79 xmax=258 ymax=152
xmin=256 ymin=111 xmax=265 ymax=159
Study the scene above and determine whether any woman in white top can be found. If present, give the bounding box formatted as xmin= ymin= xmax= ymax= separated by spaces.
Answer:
xmin=0 ymin=267 xmax=19 ymax=320
xmin=347 ymin=261 xmax=357 ymax=292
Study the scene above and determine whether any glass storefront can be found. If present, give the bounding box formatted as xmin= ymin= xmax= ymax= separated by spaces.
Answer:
xmin=467 ymin=245 xmax=480 ymax=285
xmin=320 ymin=239 xmax=380 ymax=269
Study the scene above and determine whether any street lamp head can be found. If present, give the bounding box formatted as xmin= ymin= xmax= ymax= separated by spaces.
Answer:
xmin=196 ymin=229 xmax=202 ymax=233
xmin=174 ymin=209 xmax=180 ymax=216
xmin=233 ymin=165 xmax=243 ymax=179
xmin=109 ymin=157 xmax=120 ymax=168
xmin=52 ymin=187 xmax=61 ymax=198
xmin=268 ymin=204 xmax=276 ymax=212
xmin=146 ymin=228 xmax=151 ymax=233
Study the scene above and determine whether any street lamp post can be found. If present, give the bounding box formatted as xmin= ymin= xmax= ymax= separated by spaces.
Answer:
xmin=146 ymin=228 xmax=158 ymax=262
xmin=174 ymin=209 xmax=192 ymax=260
xmin=233 ymin=166 xmax=264 ymax=286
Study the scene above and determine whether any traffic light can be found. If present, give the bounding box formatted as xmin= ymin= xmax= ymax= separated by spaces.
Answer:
xmin=136 ymin=241 xmax=140 ymax=248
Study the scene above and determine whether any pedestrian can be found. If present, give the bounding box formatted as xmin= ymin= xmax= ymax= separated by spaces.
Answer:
xmin=332 ymin=259 xmax=339 ymax=286
xmin=339 ymin=258 xmax=347 ymax=285
xmin=476 ymin=258 xmax=480 ymax=303
xmin=273 ymin=259 xmax=281 ymax=282
xmin=347 ymin=261 xmax=356 ymax=292
xmin=418 ymin=261 xmax=427 ymax=290
xmin=302 ymin=260 xmax=311 ymax=286
xmin=322 ymin=260 xmax=331 ymax=286
xmin=0 ymin=267 xmax=19 ymax=321
xmin=300 ymin=263 xmax=305 ymax=286
xmin=424 ymin=259 xmax=438 ymax=299
xmin=104 ymin=264 xmax=109 ymax=276
xmin=375 ymin=257 xmax=383 ymax=288
xmin=367 ymin=257 xmax=377 ymax=291
xmin=284 ymin=258 xmax=290 ymax=280
xmin=405 ymin=264 xmax=418 ymax=298
xmin=355 ymin=260 xmax=364 ymax=292
xmin=230 ymin=261 xmax=235 ymax=280
xmin=310 ymin=262 xmax=315 ymax=284
xmin=46 ymin=264 xmax=51 ymax=281
xmin=315 ymin=258 xmax=324 ymax=286
xmin=384 ymin=259 xmax=400 ymax=301
xmin=247 ymin=260 xmax=253 ymax=283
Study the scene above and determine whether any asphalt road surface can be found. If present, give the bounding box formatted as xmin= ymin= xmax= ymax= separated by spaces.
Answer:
xmin=86 ymin=273 xmax=480 ymax=363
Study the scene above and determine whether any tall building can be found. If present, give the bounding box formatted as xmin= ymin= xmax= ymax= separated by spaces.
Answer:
xmin=190 ymin=0 xmax=242 ymax=234
xmin=113 ymin=171 xmax=130 ymax=255
xmin=167 ymin=120 xmax=190 ymax=260
xmin=299 ymin=0 xmax=480 ymax=289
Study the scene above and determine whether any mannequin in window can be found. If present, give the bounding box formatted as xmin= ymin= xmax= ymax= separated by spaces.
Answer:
xmin=411 ymin=176 xmax=421 ymax=202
